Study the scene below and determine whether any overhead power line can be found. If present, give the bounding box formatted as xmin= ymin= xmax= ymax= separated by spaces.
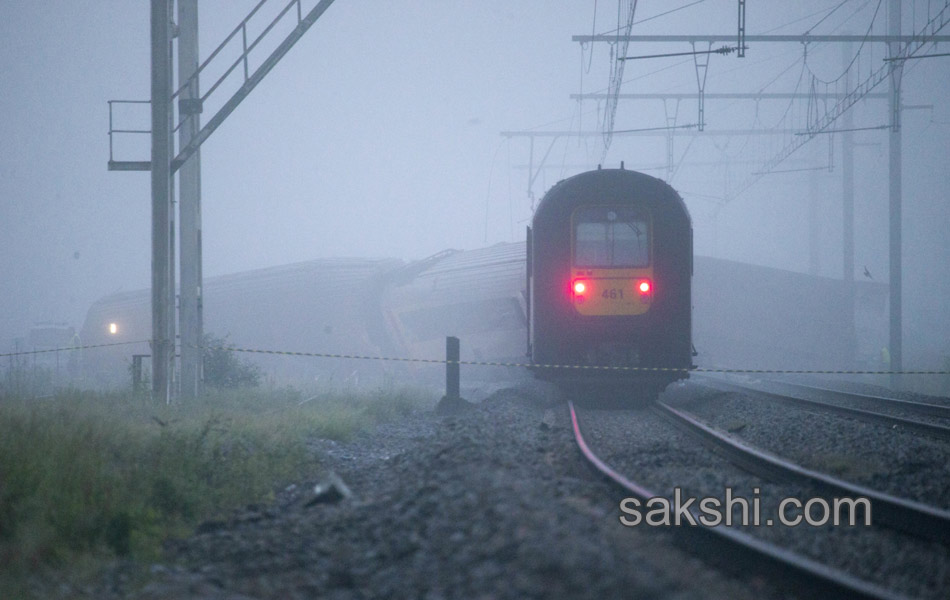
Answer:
xmin=574 ymin=34 xmax=950 ymax=42
xmin=737 ymin=1 xmax=950 ymax=193
xmin=612 ymin=123 xmax=698 ymax=133
xmin=619 ymin=45 xmax=745 ymax=61
xmin=884 ymin=51 xmax=950 ymax=61
xmin=794 ymin=124 xmax=889 ymax=135
xmin=571 ymin=92 xmax=887 ymax=100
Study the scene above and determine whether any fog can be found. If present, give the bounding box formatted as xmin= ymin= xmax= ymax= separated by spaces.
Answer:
xmin=2 ymin=1 xmax=949 ymax=374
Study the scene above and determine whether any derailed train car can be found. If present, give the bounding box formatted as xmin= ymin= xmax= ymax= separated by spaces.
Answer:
xmin=80 ymin=258 xmax=401 ymax=387
xmin=380 ymin=244 xmax=528 ymax=385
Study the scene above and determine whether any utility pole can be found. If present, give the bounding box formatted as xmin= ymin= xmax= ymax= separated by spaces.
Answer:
xmin=888 ymin=0 xmax=903 ymax=387
xmin=808 ymin=167 xmax=820 ymax=276
xmin=178 ymin=0 xmax=203 ymax=397
xmin=150 ymin=0 xmax=174 ymax=403
xmin=842 ymin=41 xmax=856 ymax=369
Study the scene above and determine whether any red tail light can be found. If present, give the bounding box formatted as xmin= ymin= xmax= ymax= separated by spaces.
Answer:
xmin=637 ymin=279 xmax=652 ymax=294
xmin=572 ymin=279 xmax=589 ymax=304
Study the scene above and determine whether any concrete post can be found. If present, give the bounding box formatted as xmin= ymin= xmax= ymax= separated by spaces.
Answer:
xmin=446 ymin=336 xmax=460 ymax=400
xmin=150 ymin=0 xmax=173 ymax=403
xmin=178 ymin=0 xmax=203 ymax=397
xmin=887 ymin=0 xmax=903 ymax=388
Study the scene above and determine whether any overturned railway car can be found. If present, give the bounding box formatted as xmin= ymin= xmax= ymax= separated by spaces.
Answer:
xmin=80 ymin=258 xmax=401 ymax=387
xmin=380 ymin=243 xmax=527 ymax=383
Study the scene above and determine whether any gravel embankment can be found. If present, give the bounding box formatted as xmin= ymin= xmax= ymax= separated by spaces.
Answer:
xmin=83 ymin=382 xmax=784 ymax=600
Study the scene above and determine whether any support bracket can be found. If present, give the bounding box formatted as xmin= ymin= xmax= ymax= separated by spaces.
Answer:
xmin=691 ymin=41 xmax=712 ymax=131
xmin=737 ymin=0 xmax=746 ymax=57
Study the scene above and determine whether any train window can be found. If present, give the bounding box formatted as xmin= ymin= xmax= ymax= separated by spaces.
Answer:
xmin=573 ymin=207 xmax=649 ymax=268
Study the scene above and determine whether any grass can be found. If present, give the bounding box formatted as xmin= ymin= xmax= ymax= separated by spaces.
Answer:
xmin=0 ymin=384 xmax=433 ymax=597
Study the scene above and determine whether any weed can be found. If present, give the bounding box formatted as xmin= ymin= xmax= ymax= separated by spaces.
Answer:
xmin=0 ymin=384 xmax=433 ymax=596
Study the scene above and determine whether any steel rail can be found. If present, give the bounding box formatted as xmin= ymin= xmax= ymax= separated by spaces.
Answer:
xmin=764 ymin=380 xmax=950 ymax=421
xmin=652 ymin=401 xmax=950 ymax=544
xmin=696 ymin=377 xmax=950 ymax=443
xmin=568 ymin=401 xmax=903 ymax=600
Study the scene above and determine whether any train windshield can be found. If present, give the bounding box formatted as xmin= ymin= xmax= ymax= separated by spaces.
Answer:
xmin=573 ymin=207 xmax=649 ymax=268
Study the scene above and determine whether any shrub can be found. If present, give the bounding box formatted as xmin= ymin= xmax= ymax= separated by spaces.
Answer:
xmin=202 ymin=334 xmax=261 ymax=389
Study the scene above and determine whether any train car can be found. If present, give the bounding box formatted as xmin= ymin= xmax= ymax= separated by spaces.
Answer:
xmin=80 ymin=257 xmax=401 ymax=388
xmin=380 ymin=243 xmax=528 ymax=388
xmin=527 ymin=167 xmax=693 ymax=396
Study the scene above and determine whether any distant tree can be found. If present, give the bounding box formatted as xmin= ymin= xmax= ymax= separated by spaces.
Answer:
xmin=202 ymin=334 xmax=261 ymax=389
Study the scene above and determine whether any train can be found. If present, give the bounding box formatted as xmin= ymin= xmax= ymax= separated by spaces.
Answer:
xmin=527 ymin=167 xmax=693 ymax=396
xmin=77 ymin=171 xmax=886 ymax=396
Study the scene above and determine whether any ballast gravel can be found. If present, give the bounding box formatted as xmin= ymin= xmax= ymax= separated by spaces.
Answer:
xmin=678 ymin=377 xmax=950 ymax=510
xmin=81 ymin=382 xmax=786 ymax=600
xmin=638 ymin=380 xmax=950 ymax=599
xmin=74 ymin=378 xmax=950 ymax=599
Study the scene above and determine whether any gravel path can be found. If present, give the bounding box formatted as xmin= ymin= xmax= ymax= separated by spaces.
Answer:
xmin=84 ymin=383 xmax=779 ymax=600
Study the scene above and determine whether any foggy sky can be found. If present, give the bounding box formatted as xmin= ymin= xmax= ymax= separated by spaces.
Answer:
xmin=2 ymin=1 xmax=949 ymax=365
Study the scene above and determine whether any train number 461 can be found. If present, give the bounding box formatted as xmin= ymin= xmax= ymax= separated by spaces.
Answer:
xmin=602 ymin=289 xmax=624 ymax=299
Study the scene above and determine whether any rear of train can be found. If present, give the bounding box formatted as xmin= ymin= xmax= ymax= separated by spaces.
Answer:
xmin=527 ymin=167 xmax=694 ymax=397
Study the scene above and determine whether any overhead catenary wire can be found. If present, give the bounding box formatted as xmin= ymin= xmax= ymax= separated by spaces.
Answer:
xmin=584 ymin=0 xmax=598 ymax=74
xmin=751 ymin=165 xmax=833 ymax=175
xmin=804 ymin=0 xmax=856 ymax=35
xmin=619 ymin=45 xmax=745 ymax=61
xmin=884 ymin=50 xmax=950 ymax=60
xmin=594 ymin=0 xmax=707 ymax=37
xmin=630 ymin=0 xmax=707 ymax=26
xmin=760 ymin=1 xmax=870 ymax=35
xmin=794 ymin=124 xmax=889 ymax=135
xmin=805 ymin=0 xmax=883 ymax=85
xmin=602 ymin=0 xmax=640 ymax=159
xmin=612 ymin=123 xmax=698 ymax=134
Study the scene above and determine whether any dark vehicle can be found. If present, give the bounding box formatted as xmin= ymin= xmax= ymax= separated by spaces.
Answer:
xmin=527 ymin=167 xmax=693 ymax=397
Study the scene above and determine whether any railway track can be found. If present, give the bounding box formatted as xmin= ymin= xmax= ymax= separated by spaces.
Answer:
xmin=761 ymin=380 xmax=950 ymax=421
xmin=652 ymin=399 xmax=950 ymax=544
xmin=694 ymin=376 xmax=950 ymax=443
xmin=568 ymin=400 xmax=904 ymax=600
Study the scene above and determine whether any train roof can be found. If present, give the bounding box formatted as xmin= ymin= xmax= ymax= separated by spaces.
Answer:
xmin=384 ymin=243 xmax=524 ymax=309
xmin=85 ymin=257 xmax=401 ymax=314
xmin=535 ymin=168 xmax=688 ymax=222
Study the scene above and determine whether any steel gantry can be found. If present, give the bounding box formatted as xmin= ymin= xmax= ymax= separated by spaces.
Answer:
xmin=112 ymin=0 xmax=337 ymax=400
